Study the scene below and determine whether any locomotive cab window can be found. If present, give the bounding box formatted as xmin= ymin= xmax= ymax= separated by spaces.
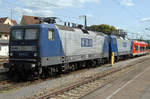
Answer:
xmin=25 ymin=29 xmax=38 ymax=40
xmin=11 ymin=29 xmax=38 ymax=40
xmin=11 ymin=29 xmax=24 ymax=40
xmin=48 ymin=30 xmax=54 ymax=41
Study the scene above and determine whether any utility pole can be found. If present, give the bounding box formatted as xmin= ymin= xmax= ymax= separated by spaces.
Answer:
xmin=84 ymin=15 xmax=87 ymax=29
xmin=79 ymin=15 xmax=87 ymax=29
xmin=131 ymin=33 xmax=134 ymax=40
xmin=10 ymin=8 xmax=12 ymax=20
xmin=136 ymin=34 xmax=139 ymax=39
xmin=10 ymin=8 xmax=13 ymax=24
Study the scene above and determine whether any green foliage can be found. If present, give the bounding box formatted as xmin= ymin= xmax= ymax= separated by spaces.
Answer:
xmin=137 ymin=39 xmax=143 ymax=41
xmin=87 ymin=24 xmax=118 ymax=35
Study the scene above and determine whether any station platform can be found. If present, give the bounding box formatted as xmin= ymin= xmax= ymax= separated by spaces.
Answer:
xmin=81 ymin=56 xmax=150 ymax=99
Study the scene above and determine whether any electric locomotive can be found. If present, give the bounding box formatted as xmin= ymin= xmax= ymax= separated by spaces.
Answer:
xmin=6 ymin=17 xmax=109 ymax=80
xmin=5 ymin=17 xmax=148 ymax=80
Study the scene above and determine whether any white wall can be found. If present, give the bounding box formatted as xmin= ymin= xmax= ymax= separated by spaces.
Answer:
xmin=0 ymin=34 xmax=9 ymax=40
xmin=0 ymin=45 xmax=8 ymax=56
xmin=4 ymin=18 xmax=14 ymax=26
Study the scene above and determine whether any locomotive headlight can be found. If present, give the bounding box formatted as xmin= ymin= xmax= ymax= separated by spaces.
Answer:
xmin=31 ymin=64 xmax=36 ymax=68
xmin=10 ymin=53 xmax=13 ymax=56
xmin=34 ymin=53 xmax=38 ymax=57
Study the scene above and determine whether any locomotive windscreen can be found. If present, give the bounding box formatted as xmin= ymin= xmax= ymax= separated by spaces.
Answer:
xmin=11 ymin=29 xmax=24 ymax=40
xmin=11 ymin=29 xmax=38 ymax=40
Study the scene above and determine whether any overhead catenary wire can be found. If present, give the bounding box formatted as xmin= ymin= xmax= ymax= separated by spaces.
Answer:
xmin=113 ymin=0 xmax=150 ymax=40
xmin=2 ymin=0 xmax=84 ymax=24
xmin=2 ymin=0 xmax=150 ymax=40
xmin=2 ymin=0 xmax=100 ymax=26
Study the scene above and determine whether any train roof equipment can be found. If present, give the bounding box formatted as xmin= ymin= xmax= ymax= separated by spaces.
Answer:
xmin=34 ymin=17 xmax=57 ymax=24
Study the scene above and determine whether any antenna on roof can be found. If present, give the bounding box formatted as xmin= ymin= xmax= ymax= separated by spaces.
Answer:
xmin=34 ymin=17 xmax=57 ymax=24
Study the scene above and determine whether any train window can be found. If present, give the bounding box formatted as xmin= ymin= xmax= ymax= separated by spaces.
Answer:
xmin=140 ymin=47 xmax=142 ymax=51
xmin=25 ymin=29 xmax=38 ymax=40
xmin=135 ymin=46 xmax=138 ymax=51
xmin=48 ymin=30 xmax=54 ymax=41
xmin=11 ymin=29 xmax=24 ymax=40
xmin=140 ymin=47 xmax=144 ymax=51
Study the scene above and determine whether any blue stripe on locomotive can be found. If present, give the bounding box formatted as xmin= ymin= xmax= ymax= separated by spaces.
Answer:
xmin=39 ymin=24 xmax=64 ymax=57
xmin=109 ymin=35 xmax=118 ymax=54
xmin=130 ymin=40 xmax=133 ymax=53
xmin=103 ymin=36 xmax=109 ymax=53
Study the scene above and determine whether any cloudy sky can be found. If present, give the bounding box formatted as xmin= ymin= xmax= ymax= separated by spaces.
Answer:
xmin=0 ymin=0 xmax=150 ymax=39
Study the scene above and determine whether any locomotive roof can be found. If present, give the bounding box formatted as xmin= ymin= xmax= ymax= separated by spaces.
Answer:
xmin=11 ymin=24 xmax=106 ymax=36
xmin=56 ymin=24 xmax=106 ymax=36
xmin=133 ymin=41 xmax=148 ymax=44
xmin=56 ymin=25 xmax=75 ymax=31
xmin=11 ymin=24 xmax=56 ymax=29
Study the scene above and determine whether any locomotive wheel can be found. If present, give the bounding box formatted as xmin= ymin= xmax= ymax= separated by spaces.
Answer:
xmin=115 ymin=56 xmax=119 ymax=62
xmin=8 ymin=67 xmax=19 ymax=81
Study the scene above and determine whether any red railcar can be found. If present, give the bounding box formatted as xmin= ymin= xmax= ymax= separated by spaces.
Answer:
xmin=132 ymin=41 xmax=148 ymax=56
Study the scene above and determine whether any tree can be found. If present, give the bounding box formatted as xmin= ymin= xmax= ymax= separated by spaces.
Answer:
xmin=87 ymin=24 xmax=118 ymax=35
xmin=137 ymin=36 xmax=143 ymax=41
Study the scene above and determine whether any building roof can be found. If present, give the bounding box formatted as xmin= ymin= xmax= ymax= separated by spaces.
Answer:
xmin=0 ymin=17 xmax=17 ymax=25
xmin=11 ymin=20 xmax=17 ymax=25
xmin=0 ymin=17 xmax=8 ymax=23
xmin=0 ymin=24 xmax=11 ymax=33
xmin=20 ymin=15 xmax=40 ymax=25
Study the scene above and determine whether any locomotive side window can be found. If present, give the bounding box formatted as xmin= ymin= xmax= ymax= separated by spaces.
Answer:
xmin=25 ymin=29 xmax=38 ymax=40
xmin=11 ymin=29 xmax=24 ymax=40
xmin=48 ymin=30 xmax=54 ymax=41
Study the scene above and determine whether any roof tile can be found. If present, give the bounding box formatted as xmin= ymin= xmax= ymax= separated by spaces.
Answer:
xmin=20 ymin=15 xmax=40 ymax=25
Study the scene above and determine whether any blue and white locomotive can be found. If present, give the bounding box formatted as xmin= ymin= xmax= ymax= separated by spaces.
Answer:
xmin=7 ymin=18 xmax=110 ymax=79
xmin=109 ymin=35 xmax=132 ymax=61
xmin=7 ymin=17 xmax=133 ymax=80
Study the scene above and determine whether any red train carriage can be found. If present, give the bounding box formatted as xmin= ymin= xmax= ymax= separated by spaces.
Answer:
xmin=132 ymin=41 xmax=148 ymax=56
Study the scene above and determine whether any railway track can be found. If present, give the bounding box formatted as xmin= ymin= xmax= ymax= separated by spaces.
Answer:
xmin=0 ymin=80 xmax=46 ymax=93
xmin=37 ymin=57 xmax=150 ymax=99
xmin=0 ymin=56 xmax=148 ymax=98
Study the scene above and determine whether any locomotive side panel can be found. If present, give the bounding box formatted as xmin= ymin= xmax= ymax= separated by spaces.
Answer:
xmin=39 ymin=25 xmax=65 ymax=66
xmin=116 ymin=39 xmax=131 ymax=56
xmin=109 ymin=35 xmax=118 ymax=56
xmin=58 ymin=28 xmax=107 ymax=63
